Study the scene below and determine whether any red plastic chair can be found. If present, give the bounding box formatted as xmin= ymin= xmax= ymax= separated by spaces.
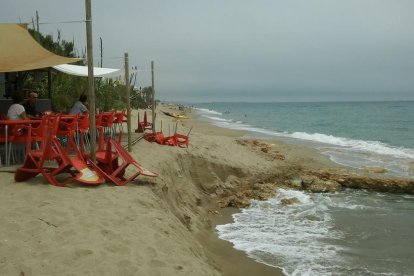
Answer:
xmin=55 ymin=115 xmax=77 ymax=150
xmin=114 ymin=110 xmax=126 ymax=134
xmin=135 ymin=111 xmax=152 ymax=133
xmin=95 ymin=113 xmax=103 ymax=128
xmin=88 ymin=136 xmax=157 ymax=186
xmin=171 ymin=125 xmax=191 ymax=148
xmin=155 ymin=132 xmax=175 ymax=146
xmin=15 ymin=119 xmax=103 ymax=187
xmin=101 ymin=111 xmax=116 ymax=138
xmin=76 ymin=113 xmax=90 ymax=149
xmin=171 ymin=133 xmax=189 ymax=148
xmin=6 ymin=118 xmax=47 ymax=164
xmin=143 ymin=131 xmax=175 ymax=146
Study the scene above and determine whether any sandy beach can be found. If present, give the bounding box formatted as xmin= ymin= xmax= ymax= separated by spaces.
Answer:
xmin=0 ymin=104 xmax=412 ymax=276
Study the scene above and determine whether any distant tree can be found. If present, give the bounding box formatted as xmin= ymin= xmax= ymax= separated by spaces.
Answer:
xmin=131 ymin=87 xmax=147 ymax=109
xmin=141 ymin=86 xmax=153 ymax=107
xmin=28 ymin=29 xmax=79 ymax=60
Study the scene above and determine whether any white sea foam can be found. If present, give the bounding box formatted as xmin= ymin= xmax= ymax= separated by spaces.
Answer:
xmin=194 ymin=107 xmax=222 ymax=115
xmin=290 ymin=132 xmax=414 ymax=159
xmin=202 ymin=115 xmax=229 ymax=122
xmin=217 ymin=188 xmax=413 ymax=275
xmin=200 ymin=113 xmax=285 ymax=136
xmin=216 ymin=189 xmax=345 ymax=276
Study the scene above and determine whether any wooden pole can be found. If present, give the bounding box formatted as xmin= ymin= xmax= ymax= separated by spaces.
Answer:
xmin=151 ymin=61 xmax=155 ymax=131
xmin=36 ymin=10 xmax=39 ymax=32
xmin=125 ymin=53 xmax=132 ymax=152
xmin=47 ymin=69 xmax=52 ymax=99
xmin=100 ymin=37 xmax=103 ymax=68
xmin=85 ymin=0 xmax=97 ymax=161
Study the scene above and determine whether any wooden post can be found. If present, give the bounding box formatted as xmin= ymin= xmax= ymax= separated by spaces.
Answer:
xmin=100 ymin=37 xmax=103 ymax=68
xmin=125 ymin=53 xmax=132 ymax=152
xmin=151 ymin=61 xmax=155 ymax=131
xmin=85 ymin=0 xmax=97 ymax=161
xmin=47 ymin=69 xmax=52 ymax=99
xmin=36 ymin=10 xmax=39 ymax=33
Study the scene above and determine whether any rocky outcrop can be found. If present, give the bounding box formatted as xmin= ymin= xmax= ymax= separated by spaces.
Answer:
xmin=217 ymin=182 xmax=279 ymax=208
xmin=236 ymin=139 xmax=285 ymax=161
xmin=295 ymin=170 xmax=414 ymax=194
xmin=337 ymin=175 xmax=414 ymax=193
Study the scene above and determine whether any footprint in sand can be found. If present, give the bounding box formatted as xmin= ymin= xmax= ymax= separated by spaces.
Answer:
xmin=148 ymin=259 xmax=166 ymax=267
xmin=146 ymin=246 xmax=157 ymax=259
xmin=74 ymin=249 xmax=93 ymax=259
xmin=117 ymin=259 xmax=138 ymax=274
xmin=104 ymin=244 xmax=131 ymax=255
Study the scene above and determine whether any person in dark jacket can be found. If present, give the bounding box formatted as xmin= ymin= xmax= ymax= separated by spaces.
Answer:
xmin=22 ymin=91 xmax=39 ymax=119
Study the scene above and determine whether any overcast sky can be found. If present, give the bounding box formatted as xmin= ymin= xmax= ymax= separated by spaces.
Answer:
xmin=2 ymin=0 xmax=414 ymax=102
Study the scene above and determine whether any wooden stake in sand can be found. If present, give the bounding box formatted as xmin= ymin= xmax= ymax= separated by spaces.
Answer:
xmin=125 ymin=53 xmax=132 ymax=152
xmin=151 ymin=61 xmax=155 ymax=132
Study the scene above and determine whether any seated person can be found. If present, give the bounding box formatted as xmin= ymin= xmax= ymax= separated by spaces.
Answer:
xmin=69 ymin=94 xmax=88 ymax=115
xmin=7 ymin=93 xmax=29 ymax=120
xmin=23 ymin=91 xmax=39 ymax=119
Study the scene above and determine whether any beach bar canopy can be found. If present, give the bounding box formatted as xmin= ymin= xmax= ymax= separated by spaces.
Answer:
xmin=53 ymin=64 xmax=122 ymax=78
xmin=0 ymin=23 xmax=81 ymax=73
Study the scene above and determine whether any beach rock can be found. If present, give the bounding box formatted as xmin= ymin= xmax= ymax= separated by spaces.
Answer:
xmin=301 ymin=176 xmax=314 ymax=186
xmin=236 ymin=139 xmax=285 ymax=160
xmin=302 ymin=178 xmax=341 ymax=193
xmin=289 ymin=177 xmax=303 ymax=189
xmin=338 ymin=175 xmax=414 ymax=193
xmin=230 ymin=197 xmax=251 ymax=208
xmin=363 ymin=166 xmax=387 ymax=173
xmin=261 ymin=146 xmax=269 ymax=153
xmin=298 ymin=170 xmax=414 ymax=194
xmin=251 ymin=183 xmax=278 ymax=200
xmin=281 ymin=197 xmax=300 ymax=205
xmin=217 ymin=195 xmax=251 ymax=208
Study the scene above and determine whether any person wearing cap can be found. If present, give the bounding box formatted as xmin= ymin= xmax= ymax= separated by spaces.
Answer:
xmin=23 ymin=91 xmax=39 ymax=119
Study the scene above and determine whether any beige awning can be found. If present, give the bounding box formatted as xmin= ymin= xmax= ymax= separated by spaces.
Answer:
xmin=0 ymin=23 xmax=82 ymax=73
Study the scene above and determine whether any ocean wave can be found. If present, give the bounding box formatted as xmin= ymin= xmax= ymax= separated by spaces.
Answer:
xmin=216 ymin=189 xmax=345 ymax=276
xmin=194 ymin=107 xmax=222 ymax=115
xmin=195 ymin=108 xmax=414 ymax=160
xmin=216 ymin=188 xmax=412 ymax=275
xmin=202 ymin=115 xmax=229 ymax=122
xmin=290 ymin=132 xmax=414 ymax=159
xmin=200 ymin=114 xmax=284 ymax=136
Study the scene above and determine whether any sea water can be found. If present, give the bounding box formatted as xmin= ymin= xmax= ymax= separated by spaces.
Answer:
xmin=193 ymin=101 xmax=414 ymax=275
xmin=217 ymin=189 xmax=414 ymax=275
xmin=194 ymin=101 xmax=414 ymax=177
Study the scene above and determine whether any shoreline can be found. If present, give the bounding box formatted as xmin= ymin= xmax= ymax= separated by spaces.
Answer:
xmin=174 ymin=106 xmax=285 ymax=275
xmin=0 ymin=104 xmax=412 ymax=275
xmin=200 ymin=207 xmax=283 ymax=276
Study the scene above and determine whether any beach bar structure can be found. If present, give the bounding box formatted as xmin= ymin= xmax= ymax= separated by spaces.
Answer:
xmin=0 ymin=23 xmax=133 ymax=166
xmin=0 ymin=23 xmax=81 ymax=112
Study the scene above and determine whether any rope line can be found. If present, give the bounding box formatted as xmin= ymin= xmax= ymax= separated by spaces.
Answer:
xmin=38 ymin=20 xmax=87 ymax=25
